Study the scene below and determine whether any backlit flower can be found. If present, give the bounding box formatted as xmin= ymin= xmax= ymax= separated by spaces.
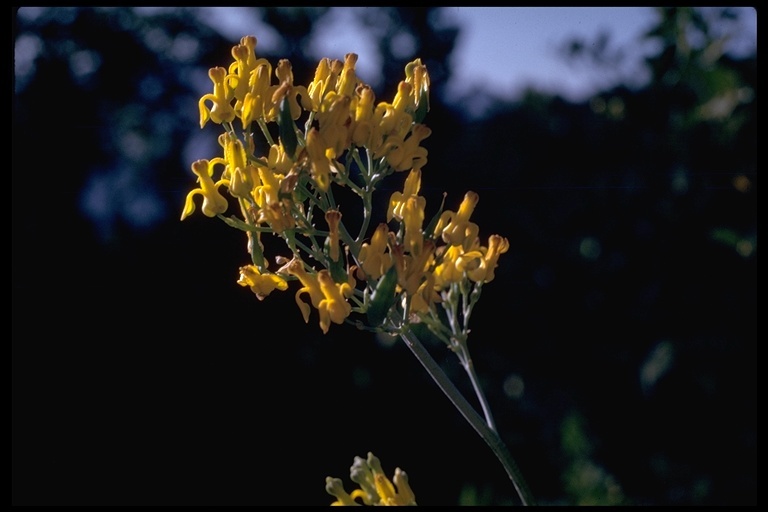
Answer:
xmin=391 ymin=238 xmax=435 ymax=295
xmin=387 ymin=168 xmax=425 ymax=222
xmin=351 ymin=84 xmax=376 ymax=147
xmin=316 ymin=93 xmax=353 ymax=160
xmin=325 ymin=209 xmax=342 ymax=262
xmin=307 ymin=57 xmax=343 ymax=112
xmin=256 ymin=200 xmax=295 ymax=233
xmin=375 ymin=123 xmax=431 ymax=172
xmin=267 ymin=143 xmax=293 ymax=175
xmin=199 ymin=67 xmax=236 ymax=128
xmin=306 ymin=127 xmax=333 ymax=192
xmin=254 ymin=165 xmax=281 ymax=207
xmin=358 ymin=223 xmax=393 ymax=281
xmin=237 ymin=264 xmax=288 ymax=300
xmin=180 ymin=159 xmax=229 ymax=220
xmin=317 ymin=269 xmax=353 ymax=334
xmin=336 ymin=53 xmax=359 ymax=98
xmin=405 ymin=58 xmax=430 ymax=120
xmin=220 ymin=132 xmax=249 ymax=181
xmin=284 ymin=258 xmax=324 ymax=325
xmin=228 ymin=35 xmax=269 ymax=110
xmin=283 ymin=260 xmax=352 ymax=333
xmin=326 ymin=452 xmax=416 ymax=506
xmin=272 ymin=59 xmax=312 ymax=120
xmin=392 ymin=80 xmax=414 ymax=115
xmin=241 ymin=62 xmax=272 ymax=127
xmin=402 ymin=196 xmax=425 ymax=256
xmin=433 ymin=244 xmax=469 ymax=287
xmin=461 ymin=234 xmax=510 ymax=283
xmin=409 ymin=271 xmax=441 ymax=316
xmin=435 ymin=191 xmax=480 ymax=248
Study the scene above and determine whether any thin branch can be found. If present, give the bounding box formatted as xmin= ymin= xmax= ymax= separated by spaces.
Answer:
xmin=398 ymin=326 xmax=536 ymax=506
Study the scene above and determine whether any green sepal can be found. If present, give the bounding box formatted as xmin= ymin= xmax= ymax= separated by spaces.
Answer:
xmin=278 ymin=96 xmax=298 ymax=160
xmin=325 ymin=237 xmax=348 ymax=284
xmin=424 ymin=192 xmax=447 ymax=240
xmin=366 ymin=265 xmax=398 ymax=327
xmin=412 ymin=89 xmax=430 ymax=124
xmin=293 ymin=178 xmax=312 ymax=203
xmin=248 ymin=232 xmax=266 ymax=270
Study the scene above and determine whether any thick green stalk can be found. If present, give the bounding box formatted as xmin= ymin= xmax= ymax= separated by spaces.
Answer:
xmin=398 ymin=326 xmax=536 ymax=506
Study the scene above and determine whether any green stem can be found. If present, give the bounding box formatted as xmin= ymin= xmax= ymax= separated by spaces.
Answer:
xmin=398 ymin=326 xmax=536 ymax=506
xmin=257 ymin=118 xmax=274 ymax=146
xmin=458 ymin=344 xmax=497 ymax=432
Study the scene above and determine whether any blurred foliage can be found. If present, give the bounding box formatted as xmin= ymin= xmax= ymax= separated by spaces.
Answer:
xmin=13 ymin=6 xmax=755 ymax=506
xmin=560 ymin=411 xmax=626 ymax=505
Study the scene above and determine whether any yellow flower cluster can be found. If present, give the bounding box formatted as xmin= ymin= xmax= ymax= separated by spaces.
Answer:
xmin=182 ymin=34 xmax=507 ymax=337
xmin=362 ymin=170 xmax=509 ymax=318
xmin=326 ymin=452 xmax=416 ymax=506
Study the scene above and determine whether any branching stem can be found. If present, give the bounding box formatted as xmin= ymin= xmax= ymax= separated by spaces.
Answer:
xmin=398 ymin=326 xmax=536 ymax=506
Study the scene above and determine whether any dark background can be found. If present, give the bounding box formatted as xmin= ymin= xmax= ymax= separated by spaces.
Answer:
xmin=12 ymin=7 xmax=756 ymax=506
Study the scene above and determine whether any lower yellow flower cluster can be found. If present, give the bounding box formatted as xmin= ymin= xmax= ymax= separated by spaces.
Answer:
xmin=326 ymin=452 xmax=416 ymax=506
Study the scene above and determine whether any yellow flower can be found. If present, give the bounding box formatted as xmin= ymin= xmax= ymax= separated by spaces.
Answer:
xmin=217 ymin=133 xmax=259 ymax=202
xmin=272 ymin=59 xmax=312 ymax=120
xmin=228 ymin=165 xmax=258 ymax=200
xmin=283 ymin=260 xmax=352 ymax=333
xmin=219 ymin=132 xmax=249 ymax=181
xmin=373 ymin=103 xmax=412 ymax=146
xmin=317 ymin=269 xmax=353 ymax=334
xmin=305 ymin=127 xmax=333 ymax=192
xmin=409 ymin=271 xmax=441 ymax=316
xmin=325 ymin=478 xmax=361 ymax=506
xmin=198 ymin=67 xmax=236 ymax=128
xmin=433 ymin=244 xmax=471 ymax=287
xmin=392 ymin=80 xmax=414 ymax=115
xmin=351 ymin=84 xmax=376 ymax=147
xmin=326 ymin=452 xmax=416 ymax=506
xmin=254 ymin=165 xmax=281 ymax=207
xmin=307 ymin=57 xmax=343 ymax=111
xmin=397 ymin=123 xmax=431 ymax=172
xmin=240 ymin=62 xmax=272 ymax=127
xmin=267 ymin=143 xmax=293 ymax=175
xmin=403 ymin=196 xmax=425 ymax=256
xmin=336 ymin=52 xmax=359 ymax=98
xmin=375 ymin=123 xmax=431 ymax=173
xmin=325 ymin=209 xmax=342 ymax=262
xmin=317 ymin=93 xmax=353 ymax=160
xmin=284 ymin=258 xmax=325 ymax=325
xmin=405 ymin=58 xmax=430 ymax=120
xmin=387 ymin=169 xmax=427 ymax=256
xmin=256 ymin=201 xmax=295 ymax=234
xmin=237 ymin=264 xmax=288 ymax=301
xmin=180 ymin=159 xmax=229 ymax=220
xmin=460 ymin=234 xmax=510 ymax=283
xmin=358 ymin=223 xmax=393 ymax=281
xmin=387 ymin=169 xmax=425 ymax=222
xmin=434 ymin=191 xmax=480 ymax=248
xmin=227 ymin=35 xmax=270 ymax=111
xmin=392 ymin=238 xmax=435 ymax=296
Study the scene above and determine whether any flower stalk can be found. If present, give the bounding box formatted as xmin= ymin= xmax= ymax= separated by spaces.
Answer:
xmin=398 ymin=326 xmax=535 ymax=506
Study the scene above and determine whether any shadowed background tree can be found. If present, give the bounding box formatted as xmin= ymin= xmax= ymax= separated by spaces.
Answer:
xmin=13 ymin=7 xmax=755 ymax=505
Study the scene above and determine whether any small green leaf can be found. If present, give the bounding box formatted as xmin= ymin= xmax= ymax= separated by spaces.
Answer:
xmin=325 ymin=237 xmax=348 ymax=284
xmin=424 ymin=192 xmax=447 ymax=240
xmin=412 ymin=89 xmax=430 ymax=124
xmin=278 ymin=96 xmax=298 ymax=159
xmin=366 ymin=265 xmax=398 ymax=326
xmin=248 ymin=233 xmax=266 ymax=270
